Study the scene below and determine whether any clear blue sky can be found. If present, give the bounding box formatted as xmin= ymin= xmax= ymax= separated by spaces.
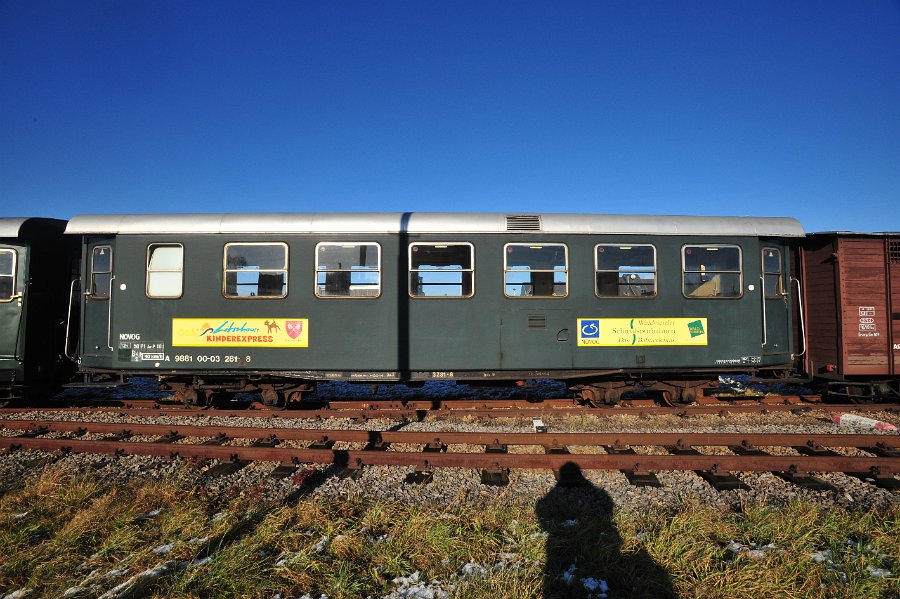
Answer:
xmin=2 ymin=1 xmax=898 ymax=232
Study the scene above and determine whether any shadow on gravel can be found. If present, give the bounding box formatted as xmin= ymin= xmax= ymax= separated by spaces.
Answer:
xmin=536 ymin=463 xmax=675 ymax=598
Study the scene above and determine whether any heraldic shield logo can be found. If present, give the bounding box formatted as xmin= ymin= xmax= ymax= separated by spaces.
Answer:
xmin=171 ymin=318 xmax=309 ymax=347
xmin=286 ymin=320 xmax=304 ymax=339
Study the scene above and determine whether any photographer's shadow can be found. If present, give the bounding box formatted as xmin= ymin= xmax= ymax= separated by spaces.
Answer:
xmin=535 ymin=463 xmax=676 ymax=598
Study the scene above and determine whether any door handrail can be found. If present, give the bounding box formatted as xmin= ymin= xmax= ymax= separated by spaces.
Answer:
xmin=791 ymin=276 xmax=807 ymax=359
xmin=106 ymin=276 xmax=115 ymax=351
xmin=63 ymin=278 xmax=79 ymax=360
xmin=760 ymin=275 xmax=767 ymax=347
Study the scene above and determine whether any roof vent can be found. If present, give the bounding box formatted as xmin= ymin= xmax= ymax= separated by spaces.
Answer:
xmin=506 ymin=215 xmax=542 ymax=232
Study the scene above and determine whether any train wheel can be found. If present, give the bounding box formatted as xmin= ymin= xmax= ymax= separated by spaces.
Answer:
xmin=178 ymin=388 xmax=208 ymax=407
xmin=680 ymin=388 xmax=698 ymax=404
xmin=261 ymin=388 xmax=286 ymax=410
xmin=579 ymin=387 xmax=603 ymax=407
xmin=659 ymin=390 xmax=676 ymax=407
xmin=604 ymin=389 xmax=620 ymax=405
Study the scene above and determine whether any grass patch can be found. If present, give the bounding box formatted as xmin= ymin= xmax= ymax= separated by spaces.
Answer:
xmin=0 ymin=468 xmax=896 ymax=598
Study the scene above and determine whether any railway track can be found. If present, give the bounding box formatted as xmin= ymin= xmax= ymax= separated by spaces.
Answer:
xmin=2 ymin=395 xmax=898 ymax=420
xmin=2 ymin=417 xmax=898 ymax=492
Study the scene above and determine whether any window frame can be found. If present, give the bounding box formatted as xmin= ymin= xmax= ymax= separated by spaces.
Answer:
xmin=222 ymin=241 xmax=289 ymax=300
xmin=681 ymin=243 xmax=743 ymax=299
xmin=503 ymin=242 xmax=569 ymax=299
xmin=0 ymin=248 xmax=16 ymax=302
xmin=89 ymin=245 xmax=113 ymax=300
xmin=761 ymin=246 xmax=784 ymax=299
xmin=315 ymin=241 xmax=382 ymax=299
xmin=408 ymin=242 xmax=475 ymax=299
xmin=145 ymin=243 xmax=184 ymax=299
xmin=594 ymin=243 xmax=657 ymax=299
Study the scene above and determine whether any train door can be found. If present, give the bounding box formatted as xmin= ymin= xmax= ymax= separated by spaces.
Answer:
xmin=79 ymin=238 xmax=116 ymax=368
xmin=0 ymin=244 xmax=25 ymax=361
xmin=761 ymin=244 xmax=792 ymax=361
xmin=889 ymin=237 xmax=899 ymax=375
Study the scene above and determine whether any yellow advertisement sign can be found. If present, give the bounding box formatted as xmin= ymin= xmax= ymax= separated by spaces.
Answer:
xmin=577 ymin=318 xmax=708 ymax=347
xmin=172 ymin=318 xmax=309 ymax=348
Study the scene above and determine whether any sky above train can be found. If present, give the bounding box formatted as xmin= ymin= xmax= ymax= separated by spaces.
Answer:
xmin=1 ymin=1 xmax=899 ymax=233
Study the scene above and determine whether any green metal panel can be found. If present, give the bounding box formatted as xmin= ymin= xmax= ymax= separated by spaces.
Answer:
xmin=85 ymin=233 xmax=399 ymax=373
xmin=77 ymin=229 xmax=795 ymax=378
xmin=80 ymin=237 xmax=117 ymax=369
xmin=0 ymin=243 xmax=27 ymax=382
xmin=760 ymin=240 xmax=793 ymax=362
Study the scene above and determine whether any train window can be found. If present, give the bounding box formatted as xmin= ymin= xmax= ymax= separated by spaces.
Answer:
xmin=504 ymin=243 xmax=568 ymax=298
xmin=146 ymin=244 xmax=184 ymax=298
xmin=316 ymin=242 xmax=381 ymax=298
xmin=409 ymin=243 xmax=474 ymax=298
xmin=762 ymin=247 xmax=783 ymax=299
xmin=90 ymin=245 xmax=113 ymax=299
xmin=223 ymin=243 xmax=288 ymax=299
xmin=595 ymin=244 xmax=656 ymax=298
xmin=682 ymin=245 xmax=742 ymax=298
xmin=0 ymin=249 xmax=15 ymax=301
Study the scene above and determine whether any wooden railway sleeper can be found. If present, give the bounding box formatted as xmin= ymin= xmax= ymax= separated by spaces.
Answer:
xmin=155 ymin=431 xmax=183 ymax=444
xmin=336 ymin=457 xmax=365 ymax=480
xmin=309 ymin=438 xmax=335 ymax=450
xmin=485 ymin=441 xmax=508 ymax=454
xmin=863 ymin=443 xmax=900 ymax=458
xmin=100 ymin=429 xmax=132 ymax=442
xmin=480 ymin=465 xmax=510 ymax=486
xmin=18 ymin=426 xmax=50 ymax=438
xmin=405 ymin=447 xmax=441 ymax=484
xmin=205 ymin=451 xmax=250 ymax=477
xmin=669 ymin=446 xmax=750 ymax=490
xmin=731 ymin=443 xmax=835 ymax=491
xmin=604 ymin=446 xmax=662 ymax=487
xmin=251 ymin=435 xmax=279 ymax=448
xmin=805 ymin=440 xmax=826 ymax=452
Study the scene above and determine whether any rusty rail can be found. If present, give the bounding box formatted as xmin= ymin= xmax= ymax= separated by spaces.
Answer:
xmin=1 ymin=437 xmax=896 ymax=475
xmin=1 ymin=419 xmax=899 ymax=449
xmin=1 ymin=418 xmax=897 ymax=476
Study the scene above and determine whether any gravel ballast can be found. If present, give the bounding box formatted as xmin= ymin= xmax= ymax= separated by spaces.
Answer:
xmin=1 ymin=379 xmax=898 ymax=512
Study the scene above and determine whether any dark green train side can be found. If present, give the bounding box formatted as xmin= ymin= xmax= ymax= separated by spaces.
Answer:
xmin=64 ymin=213 xmax=804 ymax=406
xmin=0 ymin=218 xmax=78 ymax=404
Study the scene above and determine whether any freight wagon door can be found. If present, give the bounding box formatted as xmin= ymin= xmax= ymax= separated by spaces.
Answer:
xmin=80 ymin=238 xmax=116 ymax=368
xmin=761 ymin=245 xmax=791 ymax=361
xmin=838 ymin=238 xmax=890 ymax=375
xmin=0 ymin=244 xmax=25 ymax=361
xmin=888 ymin=237 xmax=899 ymax=375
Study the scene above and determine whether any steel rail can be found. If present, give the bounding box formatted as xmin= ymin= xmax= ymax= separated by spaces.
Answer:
xmin=2 ymin=419 xmax=899 ymax=450
xmin=0 ymin=436 xmax=896 ymax=474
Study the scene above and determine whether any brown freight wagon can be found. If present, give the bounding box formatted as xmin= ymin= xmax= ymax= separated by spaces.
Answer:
xmin=797 ymin=232 xmax=900 ymax=399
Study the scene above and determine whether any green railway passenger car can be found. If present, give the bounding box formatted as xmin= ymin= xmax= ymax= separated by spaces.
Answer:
xmin=0 ymin=218 xmax=77 ymax=403
xmin=65 ymin=213 xmax=805 ymax=406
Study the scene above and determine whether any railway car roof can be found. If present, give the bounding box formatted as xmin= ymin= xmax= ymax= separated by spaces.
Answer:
xmin=808 ymin=231 xmax=900 ymax=236
xmin=65 ymin=212 xmax=805 ymax=237
xmin=0 ymin=217 xmax=66 ymax=238
xmin=0 ymin=218 xmax=30 ymax=237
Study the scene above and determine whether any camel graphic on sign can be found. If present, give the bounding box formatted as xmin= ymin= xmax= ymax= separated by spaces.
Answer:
xmin=264 ymin=320 xmax=280 ymax=334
